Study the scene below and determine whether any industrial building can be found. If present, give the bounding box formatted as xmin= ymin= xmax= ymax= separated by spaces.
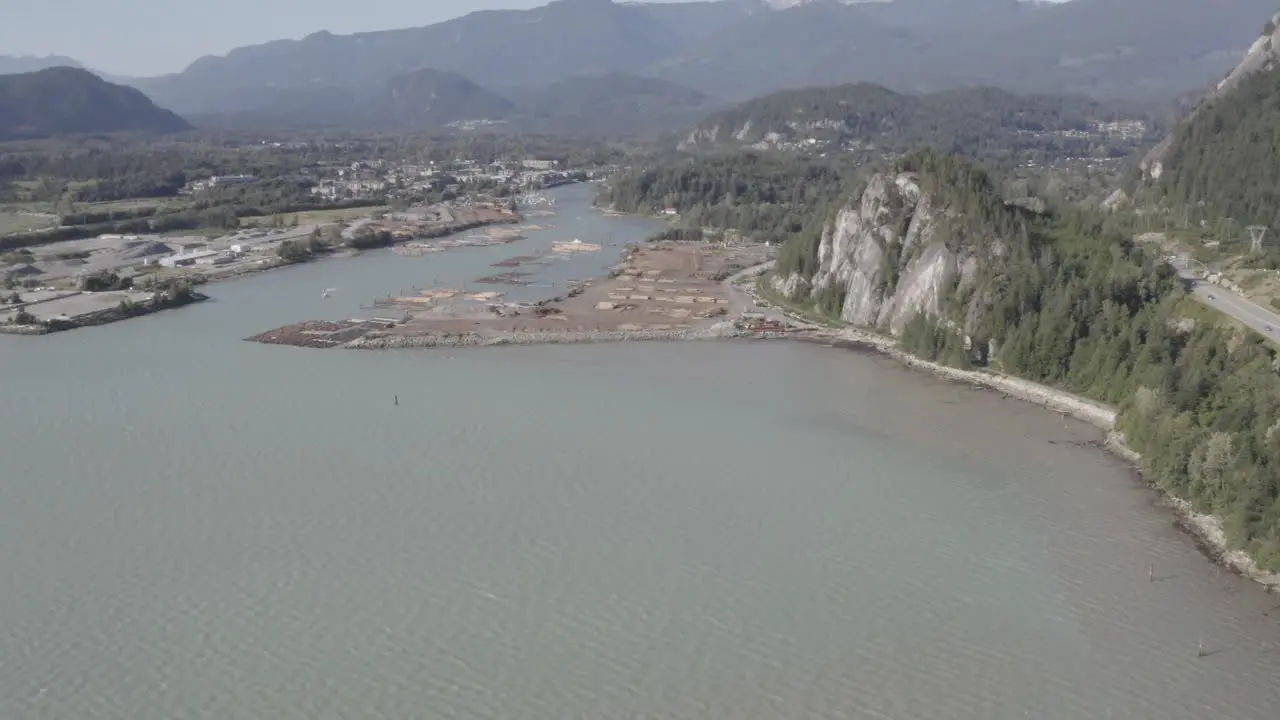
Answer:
xmin=159 ymin=250 xmax=221 ymax=268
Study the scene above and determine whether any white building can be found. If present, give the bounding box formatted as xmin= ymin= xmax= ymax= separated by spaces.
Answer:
xmin=159 ymin=250 xmax=220 ymax=268
xmin=209 ymin=175 xmax=257 ymax=186
xmin=195 ymin=254 xmax=233 ymax=266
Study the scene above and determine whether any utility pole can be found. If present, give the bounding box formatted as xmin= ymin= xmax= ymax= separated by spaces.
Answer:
xmin=1247 ymin=225 xmax=1268 ymax=254
xmin=1216 ymin=217 xmax=1235 ymax=245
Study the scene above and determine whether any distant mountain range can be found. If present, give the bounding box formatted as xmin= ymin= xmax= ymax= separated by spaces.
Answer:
xmin=0 ymin=54 xmax=85 ymax=75
xmin=0 ymin=67 xmax=191 ymax=141
xmin=501 ymin=73 xmax=719 ymax=135
xmin=5 ymin=0 xmax=1277 ymax=134
xmin=180 ymin=67 xmax=720 ymax=134
xmin=103 ymin=0 xmax=1275 ymax=128
xmin=385 ymin=69 xmax=516 ymax=127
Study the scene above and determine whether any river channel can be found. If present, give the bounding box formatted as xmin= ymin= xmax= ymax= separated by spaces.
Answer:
xmin=2 ymin=185 xmax=1277 ymax=719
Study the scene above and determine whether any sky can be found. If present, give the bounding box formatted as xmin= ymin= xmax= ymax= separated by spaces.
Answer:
xmin=3 ymin=0 xmax=1072 ymax=77
xmin=1 ymin=0 xmax=676 ymax=77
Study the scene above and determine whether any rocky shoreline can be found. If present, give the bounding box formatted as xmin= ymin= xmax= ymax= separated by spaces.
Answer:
xmin=790 ymin=322 xmax=1280 ymax=591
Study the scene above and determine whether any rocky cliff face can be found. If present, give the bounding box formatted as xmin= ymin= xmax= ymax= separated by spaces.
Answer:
xmin=1142 ymin=12 xmax=1280 ymax=180
xmin=773 ymin=169 xmax=997 ymax=334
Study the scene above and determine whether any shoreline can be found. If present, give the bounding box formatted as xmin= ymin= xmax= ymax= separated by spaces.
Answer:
xmin=760 ymin=302 xmax=1280 ymax=592
xmin=195 ymin=213 xmax=521 ymax=287
xmin=2 ymin=289 xmax=208 ymax=335
xmin=239 ymin=239 xmax=1279 ymax=588
xmin=2 ymin=212 xmax=520 ymax=336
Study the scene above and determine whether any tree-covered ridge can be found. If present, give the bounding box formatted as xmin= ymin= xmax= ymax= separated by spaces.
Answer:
xmin=384 ymin=69 xmax=515 ymax=126
xmin=507 ymin=73 xmax=718 ymax=136
xmin=0 ymin=67 xmax=191 ymax=141
xmin=683 ymin=83 xmax=1148 ymax=163
xmin=599 ymin=152 xmax=855 ymax=246
xmin=1158 ymin=63 xmax=1280 ymax=230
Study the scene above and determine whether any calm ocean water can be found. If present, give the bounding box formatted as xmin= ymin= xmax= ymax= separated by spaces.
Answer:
xmin=2 ymin=186 xmax=1278 ymax=719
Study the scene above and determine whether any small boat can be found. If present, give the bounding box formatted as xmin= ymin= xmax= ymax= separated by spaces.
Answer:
xmin=322 ymin=288 xmax=336 ymax=298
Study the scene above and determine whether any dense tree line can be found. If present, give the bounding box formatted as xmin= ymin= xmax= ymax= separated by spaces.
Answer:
xmin=1159 ymin=64 xmax=1280 ymax=231
xmin=0 ymin=132 xmax=629 ymax=206
xmin=692 ymin=83 xmax=1148 ymax=165
xmin=600 ymin=152 xmax=857 ymax=246
xmin=3 ymin=130 xmax=600 ymax=248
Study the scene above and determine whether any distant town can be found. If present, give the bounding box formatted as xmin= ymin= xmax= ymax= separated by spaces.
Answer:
xmin=1 ymin=147 xmax=622 ymax=333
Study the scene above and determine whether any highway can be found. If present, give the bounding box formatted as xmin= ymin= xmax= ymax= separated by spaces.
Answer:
xmin=1183 ymin=272 xmax=1280 ymax=339
xmin=734 ymin=257 xmax=1280 ymax=341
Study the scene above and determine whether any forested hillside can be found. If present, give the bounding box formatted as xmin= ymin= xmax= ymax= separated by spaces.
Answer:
xmin=1157 ymin=63 xmax=1280 ymax=229
xmin=507 ymin=74 xmax=719 ymax=135
xmin=0 ymin=67 xmax=191 ymax=140
xmin=599 ymin=152 xmax=855 ymax=246
xmin=384 ymin=69 xmax=516 ymax=127
xmin=681 ymin=84 xmax=1149 ymax=163
xmin=615 ymin=149 xmax=1280 ymax=569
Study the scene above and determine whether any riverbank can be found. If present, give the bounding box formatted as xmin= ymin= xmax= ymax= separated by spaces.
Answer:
xmin=3 ymin=209 xmax=521 ymax=336
xmin=2 ymin=285 xmax=207 ymax=335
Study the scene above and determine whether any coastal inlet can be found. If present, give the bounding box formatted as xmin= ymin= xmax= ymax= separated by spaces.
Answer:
xmin=245 ymin=241 xmax=786 ymax=349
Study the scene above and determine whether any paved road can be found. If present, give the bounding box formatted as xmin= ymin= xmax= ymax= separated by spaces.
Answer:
xmin=722 ymin=260 xmax=833 ymax=330
xmin=723 ymin=260 xmax=793 ymax=325
xmin=1183 ymin=273 xmax=1280 ymax=339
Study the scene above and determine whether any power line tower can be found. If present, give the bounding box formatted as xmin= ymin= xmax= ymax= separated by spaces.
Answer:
xmin=1247 ymin=225 xmax=1268 ymax=254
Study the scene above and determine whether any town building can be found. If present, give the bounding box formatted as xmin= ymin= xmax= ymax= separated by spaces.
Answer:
xmin=209 ymin=175 xmax=257 ymax=186
xmin=159 ymin=250 xmax=220 ymax=268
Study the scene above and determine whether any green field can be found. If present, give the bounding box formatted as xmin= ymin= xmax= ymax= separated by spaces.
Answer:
xmin=0 ymin=212 xmax=57 ymax=236
xmin=81 ymin=197 xmax=179 ymax=213
xmin=243 ymin=205 xmax=390 ymax=228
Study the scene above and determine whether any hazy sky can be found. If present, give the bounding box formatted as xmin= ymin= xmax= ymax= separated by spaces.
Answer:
xmin=2 ymin=0 xmax=678 ymax=77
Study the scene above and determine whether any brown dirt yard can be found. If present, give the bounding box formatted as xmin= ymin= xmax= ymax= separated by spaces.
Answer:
xmin=384 ymin=241 xmax=768 ymax=339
